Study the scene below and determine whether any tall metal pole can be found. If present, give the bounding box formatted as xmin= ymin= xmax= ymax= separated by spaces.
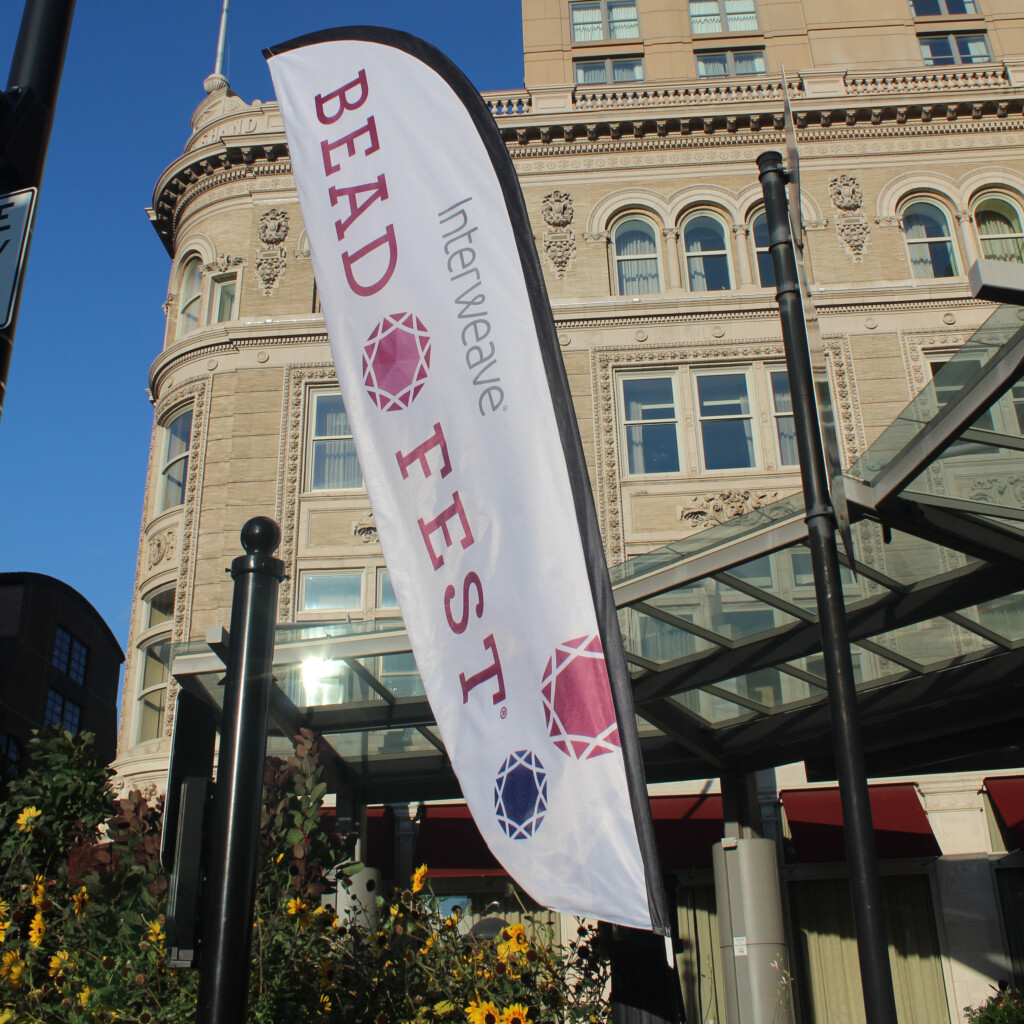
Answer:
xmin=196 ymin=517 xmax=284 ymax=1024
xmin=757 ymin=151 xmax=898 ymax=1024
xmin=0 ymin=0 xmax=76 ymax=423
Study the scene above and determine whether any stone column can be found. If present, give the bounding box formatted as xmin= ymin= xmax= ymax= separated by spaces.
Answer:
xmin=957 ymin=209 xmax=982 ymax=269
xmin=733 ymin=223 xmax=754 ymax=288
xmin=663 ymin=227 xmax=682 ymax=290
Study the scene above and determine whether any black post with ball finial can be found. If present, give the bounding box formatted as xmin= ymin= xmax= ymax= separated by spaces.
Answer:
xmin=196 ymin=517 xmax=285 ymax=1024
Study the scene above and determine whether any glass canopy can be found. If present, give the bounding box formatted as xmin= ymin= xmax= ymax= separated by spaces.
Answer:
xmin=171 ymin=303 xmax=1024 ymax=800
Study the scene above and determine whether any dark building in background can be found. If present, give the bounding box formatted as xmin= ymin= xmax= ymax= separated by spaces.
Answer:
xmin=0 ymin=572 xmax=123 ymax=768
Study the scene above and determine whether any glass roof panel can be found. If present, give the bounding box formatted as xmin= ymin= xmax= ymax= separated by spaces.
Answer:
xmin=275 ymin=617 xmax=408 ymax=645
xmin=324 ymin=727 xmax=443 ymax=764
xmin=671 ymin=688 xmax=750 ymax=725
xmin=846 ymin=304 xmax=1024 ymax=485
xmin=619 ymin=606 xmax=716 ymax=668
xmin=274 ymin=653 xmax=424 ymax=710
xmin=869 ymin=615 xmax=997 ymax=669
xmin=955 ymin=591 xmax=1024 ymax=644
xmin=609 ymin=491 xmax=805 ymax=584
xmin=714 ymin=667 xmax=819 ymax=711
xmin=846 ymin=519 xmax=976 ymax=587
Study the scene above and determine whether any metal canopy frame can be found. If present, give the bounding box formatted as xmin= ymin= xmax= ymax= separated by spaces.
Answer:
xmin=171 ymin=303 xmax=1024 ymax=801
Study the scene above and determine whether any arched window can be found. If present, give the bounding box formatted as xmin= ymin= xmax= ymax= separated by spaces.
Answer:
xmin=158 ymin=407 xmax=193 ymax=512
xmin=902 ymin=201 xmax=958 ymax=279
xmin=751 ymin=211 xmax=775 ymax=289
xmin=974 ymin=197 xmax=1024 ymax=264
xmin=177 ymin=256 xmax=203 ymax=336
xmin=682 ymin=213 xmax=732 ymax=291
xmin=613 ymin=218 xmax=661 ymax=295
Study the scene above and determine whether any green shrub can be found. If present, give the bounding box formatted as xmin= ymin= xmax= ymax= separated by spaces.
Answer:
xmin=965 ymin=988 xmax=1024 ymax=1024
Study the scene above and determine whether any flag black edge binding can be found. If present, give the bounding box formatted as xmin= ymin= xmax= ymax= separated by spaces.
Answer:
xmin=264 ymin=26 xmax=672 ymax=936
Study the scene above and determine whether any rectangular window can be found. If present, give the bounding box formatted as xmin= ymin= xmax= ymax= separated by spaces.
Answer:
xmin=301 ymin=571 xmax=363 ymax=612
xmin=309 ymin=391 xmax=363 ymax=490
xmin=570 ymin=0 xmax=639 ymax=42
xmin=53 ymin=626 xmax=87 ymax=685
xmin=696 ymin=47 xmax=766 ymax=76
xmin=911 ymin=0 xmax=979 ymax=14
xmin=920 ymin=32 xmax=990 ymax=65
xmin=769 ymin=370 xmax=799 ymax=466
xmin=208 ymin=274 xmax=238 ymax=323
xmin=621 ymin=376 xmax=681 ymax=475
xmin=575 ymin=57 xmax=644 ymax=85
xmin=377 ymin=569 xmax=399 ymax=610
xmin=690 ymin=0 xmax=759 ymax=35
xmin=159 ymin=408 xmax=193 ymax=512
xmin=137 ymin=640 xmax=171 ymax=743
xmin=44 ymin=689 xmax=82 ymax=733
xmin=695 ymin=372 xmax=755 ymax=470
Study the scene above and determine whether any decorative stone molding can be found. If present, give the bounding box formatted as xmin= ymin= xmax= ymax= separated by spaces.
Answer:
xmin=590 ymin=334 xmax=860 ymax=564
xmin=582 ymin=231 xmax=610 ymax=243
xmin=541 ymin=190 xmax=576 ymax=278
xmin=258 ymin=207 xmax=290 ymax=245
xmin=969 ymin=476 xmax=1024 ymax=507
xmin=255 ymin=247 xmax=287 ymax=295
xmin=829 ymin=174 xmax=870 ymax=263
xmin=353 ymin=512 xmax=379 ymax=544
xmin=295 ymin=230 xmax=311 ymax=260
xmin=277 ymin=363 xmax=338 ymax=618
xmin=202 ymin=254 xmax=247 ymax=275
xmin=678 ymin=489 xmax=783 ymax=528
xmin=146 ymin=528 xmax=178 ymax=569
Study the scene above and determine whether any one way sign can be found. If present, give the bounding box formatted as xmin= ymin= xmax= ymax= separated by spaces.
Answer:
xmin=1 ymin=188 xmax=37 ymax=331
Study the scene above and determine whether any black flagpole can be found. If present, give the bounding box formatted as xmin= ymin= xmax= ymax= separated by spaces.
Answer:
xmin=757 ymin=150 xmax=898 ymax=1024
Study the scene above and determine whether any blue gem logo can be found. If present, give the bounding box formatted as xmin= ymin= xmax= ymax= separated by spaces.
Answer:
xmin=494 ymin=750 xmax=547 ymax=839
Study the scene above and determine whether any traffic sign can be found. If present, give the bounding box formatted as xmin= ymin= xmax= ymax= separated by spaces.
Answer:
xmin=0 ymin=188 xmax=38 ymax=330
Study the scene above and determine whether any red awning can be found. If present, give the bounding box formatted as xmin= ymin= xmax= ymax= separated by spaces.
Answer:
xmin=780 ymin=784 xmax=941 ymax=863
xmin=984 ymin=776 xmax=1024 ymax=849
xmin=365 ymin=794 xmax=725 ymax=879
xmin=650 ymin=794 xmax=724 ymax=870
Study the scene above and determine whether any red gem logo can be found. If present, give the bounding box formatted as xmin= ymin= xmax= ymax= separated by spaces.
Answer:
xmin=362 ymin=313 xmax=431 ymax=411
xmin=541 ymin=635 xmax=621 ymax=760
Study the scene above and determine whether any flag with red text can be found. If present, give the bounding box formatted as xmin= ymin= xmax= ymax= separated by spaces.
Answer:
xmin=266 ymin=28 xmax=669 ymax=933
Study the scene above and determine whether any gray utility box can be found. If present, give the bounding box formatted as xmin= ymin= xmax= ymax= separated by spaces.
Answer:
xmin=713 ymin=837 xmax=795 ymax=1024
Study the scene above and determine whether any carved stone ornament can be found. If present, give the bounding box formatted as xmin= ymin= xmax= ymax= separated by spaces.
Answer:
xmin=678 ymin=489 xmax=783 ymax=529
xmin=255 ymin=247 xmax=287 ymax=295
xmin=829 ymin=175 xmax=869 ymax=263
xmin=541 ymin=190 xmax=576 ymax=278
xmin=828 ymin=175 xmax=863 ymax=212
xmin=353 ymin=512 xmax=379 ymax=545
xmin=968 ymin=476 xmax=1024 ymax=508
xmin=258 ymin=207 xmax=290 ymax=245
xmin=203 ymin=254 xmax=246 ymax=274
xmin=542 ymin=190 xmax=574 ymax=228
xmin=147 ymin=528 xmax=178 ymax=569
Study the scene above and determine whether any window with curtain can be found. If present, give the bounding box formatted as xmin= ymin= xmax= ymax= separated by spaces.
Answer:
xmin=696 ymin=47 xmax=766 ymax=76
xmin=309 ymin=391 xmax=363 ymax=490
xmin=301 ymin=571 xmax=363 ymax=611
xmin=689 ymin=0 xmax=759 ymax=35
xmin=570 ymin=0 xmax=638 ymax=41
xmin=682 ymin=214 xmax=732 ymax=292
xmin=902 ymin=201 xmax=958 ymax=279
xmin=614 ymin=218 xmax=661 ymax=295
xmin=769 ymin=369 xmax=799 ymax=466
xmin=919 ymin=32 xmax=991 ymax=65
xmin=751 ymin=211 xmax=775 ymax=288
xmin=975 ymin=197 xmax=1024 ymax=263
xmin=177 ymin=256 xmax=203 ymax=336
xmin=620 ymin=376 xmax=681 ymax=475
xmin=575 ymin=57 xmax=644 ymax=84
xmin=789 ymin=874 xmax=952 ymax=1023
xmin=695 ymin=371 xmax=755 ymax=469
xmin=158 ymin=408 xmax=193 ymax=512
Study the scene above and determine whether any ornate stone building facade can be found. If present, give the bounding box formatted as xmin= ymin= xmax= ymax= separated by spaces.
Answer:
xmin=115 ymin=2 xmax=1024 ymax=1019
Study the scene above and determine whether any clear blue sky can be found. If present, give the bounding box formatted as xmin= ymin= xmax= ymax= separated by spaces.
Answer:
xmin=0 ymin=2 xmax=524 ymax=684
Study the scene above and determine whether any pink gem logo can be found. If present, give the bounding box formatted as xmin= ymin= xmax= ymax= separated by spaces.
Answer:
xmin=362 ymin=313 xmax=431 ymax=411
xmin=541 ymin=635 xmax=621 ymax=760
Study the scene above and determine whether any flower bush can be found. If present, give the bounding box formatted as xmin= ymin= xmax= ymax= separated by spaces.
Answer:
xmin=0 ymin=729 xmax=609 ymax=1023
xmin=965 ymin=988 xmax=1024 ymax=1024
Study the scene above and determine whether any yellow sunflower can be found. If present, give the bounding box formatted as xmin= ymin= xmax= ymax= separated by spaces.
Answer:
xmin=16 ymin=807 xmax=41 ymax=832
xmin=502 ymin=1006 xmax=531 ymax=1024
xmin=147 ymin=919 xmax=164 ymax=944
xmin=28 ymin=911 xmax=45 ymax=947
xmin=466 ymin=999 xmax=501 ymax=1024
xmin=411 ymin=863 xmax=428 ymax=894
xmin=49 ymin=950 xmax=73 ymax=977
xmin=77 ymin=987 xmax=91 ymax=1009
xmin=0 ymin=950 xmax=24 ymax=988
xmin=72 ymin=886 xmax=89 ymax=915
xmin=30 ymin=875 xmax=46 ymax=907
